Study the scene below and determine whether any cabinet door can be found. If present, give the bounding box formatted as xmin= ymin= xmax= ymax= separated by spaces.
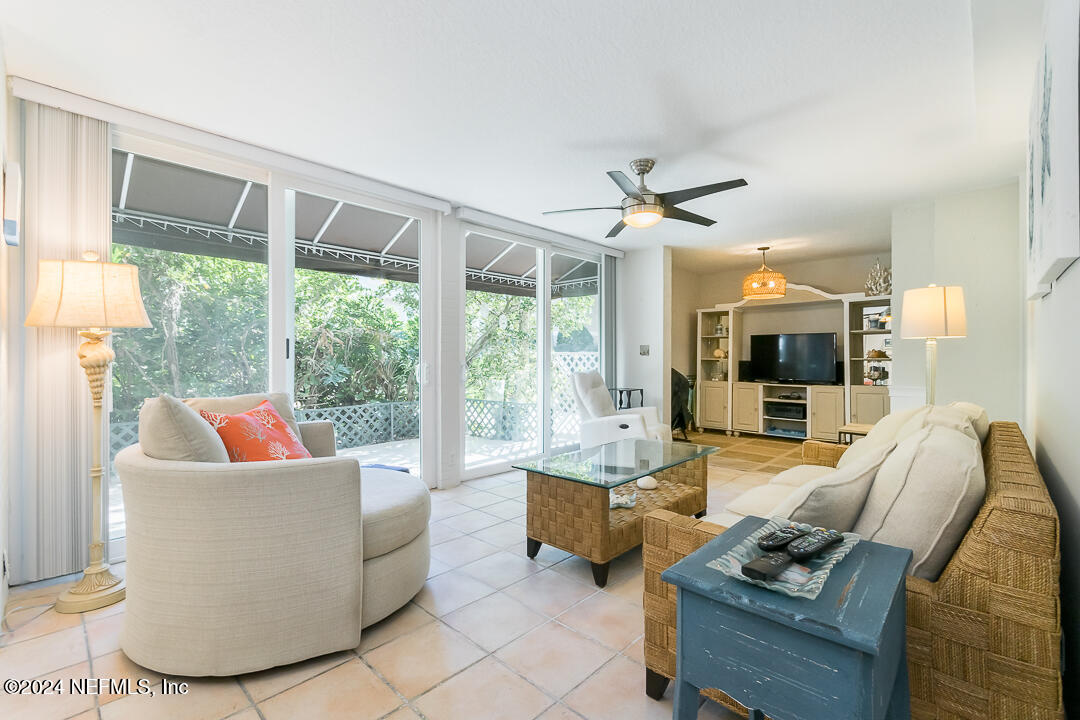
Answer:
xmin=700 ymin=382 xmax=728 ymax=428
xmin=732 ymin=383 xmax=759 ymax=432
xmin=851 ymin=386 xmax=890 ymax=425
xmin=810 ymin=386 xmax=843 ymax=441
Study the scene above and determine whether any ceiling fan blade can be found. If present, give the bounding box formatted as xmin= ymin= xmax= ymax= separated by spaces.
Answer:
xmin=607 ymin=171 xmax=644 ymax=200
xmin=663 ymin=206 xmax=716 ymax=227
xmin=660 ymin=178 xmax=747 ymax=206
xmin=605 ymin=219 xmax=628 ymax=238
xmin=542 ymin=206 xmax=622 ymax=215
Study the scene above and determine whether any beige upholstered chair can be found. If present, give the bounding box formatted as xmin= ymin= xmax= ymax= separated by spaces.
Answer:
xmin=115 ymin=393 xmax=430 ymax=677
xmin=572 ymin=371 xmax=672 ymax=447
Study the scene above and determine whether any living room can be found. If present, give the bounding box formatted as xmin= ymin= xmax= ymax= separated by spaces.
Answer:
xmin=0 ymin=2 xmax=1076 ymax=720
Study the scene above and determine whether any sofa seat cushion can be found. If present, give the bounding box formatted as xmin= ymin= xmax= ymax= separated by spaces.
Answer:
xmin=699 ymin=510 xmax=746 ymax=528
xmin=362 ymin=468 xmax=431 ymax=560
xmin=771 ymin=441 xmax=894 ymax=532
xmin=139 ymin=394 xmax=229 ymax=463
xmin=852 ymin=424 xmax=985 ymax=580
xmin=769 ymin=465 xmax=836 ymax=487
xmin=725 ymin=484 xmax=801 ymax=518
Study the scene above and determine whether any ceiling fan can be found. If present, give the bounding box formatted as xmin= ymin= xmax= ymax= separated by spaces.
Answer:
xmin=543 ymin=158 xmax=747 ymax=238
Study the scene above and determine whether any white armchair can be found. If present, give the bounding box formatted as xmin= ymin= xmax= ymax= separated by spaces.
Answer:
xmin=572 ymin=371 xmax=672 ymax=448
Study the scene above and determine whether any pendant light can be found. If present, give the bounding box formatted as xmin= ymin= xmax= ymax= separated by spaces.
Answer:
xmin=742 ymin=246 xmax=787 ymax=299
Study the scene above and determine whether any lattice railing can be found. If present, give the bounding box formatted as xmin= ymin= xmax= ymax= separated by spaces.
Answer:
xmin=108 ymin=394 xmax=552 ymax=459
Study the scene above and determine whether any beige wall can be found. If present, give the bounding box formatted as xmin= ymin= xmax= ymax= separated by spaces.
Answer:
xmin=670 ymin=266 xmax=700 ymax=375
xmin=890 ymin=181 xmax=1023 ymax=421
xmin=669 ymin=251 xmax=883 ymax=377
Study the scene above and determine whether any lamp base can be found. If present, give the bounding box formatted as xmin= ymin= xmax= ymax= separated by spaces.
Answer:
xmin=54 ymin=566 xmax=125 ymax=614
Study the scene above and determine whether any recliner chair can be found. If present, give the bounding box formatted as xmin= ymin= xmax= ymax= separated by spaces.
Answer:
xmin=572 ymin=371 xmax=672 ymax=448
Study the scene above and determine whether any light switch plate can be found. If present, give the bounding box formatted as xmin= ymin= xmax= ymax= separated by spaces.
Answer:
xmin=639 ymin=345 xmax=650 ymax=356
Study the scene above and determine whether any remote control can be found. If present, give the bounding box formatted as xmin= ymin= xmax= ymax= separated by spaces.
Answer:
xmin=741 ymin=551 xmax=794 ymax=581
xmin=756 ymin=526 xmax=808 ymax=551
xmin=785 ymin=528 xmax=844 ymax=561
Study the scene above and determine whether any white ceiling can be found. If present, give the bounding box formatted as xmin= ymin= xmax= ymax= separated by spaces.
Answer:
xmin=0 ymin=1 xmax=1044 ymax=270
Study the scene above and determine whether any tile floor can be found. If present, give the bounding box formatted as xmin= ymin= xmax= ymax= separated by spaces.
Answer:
xmin=1 ymin=433 xmax=796 ymax=720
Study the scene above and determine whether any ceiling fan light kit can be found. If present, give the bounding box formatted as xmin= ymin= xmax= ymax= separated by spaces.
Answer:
xmin=542 ymin=158 xmax=747 ymax=238
xmin=742 ymin=246 xmax=787 ymax=299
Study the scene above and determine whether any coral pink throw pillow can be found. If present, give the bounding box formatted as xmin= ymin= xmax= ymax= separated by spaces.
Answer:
xmin=199 ymin=400 xmax=312 ymax=462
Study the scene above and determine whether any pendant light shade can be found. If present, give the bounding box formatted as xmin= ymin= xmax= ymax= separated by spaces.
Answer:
xmin=742 ymin=246 xmax=787 ymax=299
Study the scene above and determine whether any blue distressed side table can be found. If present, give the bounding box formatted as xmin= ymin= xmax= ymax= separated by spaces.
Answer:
xmin=661 ymin=516 xmax=912 ymax=720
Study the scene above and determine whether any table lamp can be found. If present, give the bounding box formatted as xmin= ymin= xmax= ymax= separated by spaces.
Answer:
xmin=900 ymin=284 xmax=966 ymax=405
xmin=25 ymin=250 xmax=151 ymax=612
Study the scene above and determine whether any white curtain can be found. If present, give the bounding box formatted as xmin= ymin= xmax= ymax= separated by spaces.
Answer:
xmin=10 ymin=102 xmax=111 ymax=583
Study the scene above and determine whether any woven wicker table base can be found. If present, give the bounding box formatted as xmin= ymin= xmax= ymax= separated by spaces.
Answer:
xmin=525 ymin=456 xmax=707 ymax=586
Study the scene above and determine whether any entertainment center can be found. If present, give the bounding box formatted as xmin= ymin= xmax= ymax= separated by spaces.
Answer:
xmin=695 ymin=284 xmax=891 ymax=440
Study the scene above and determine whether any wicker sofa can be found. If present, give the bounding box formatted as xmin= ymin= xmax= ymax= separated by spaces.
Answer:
xmin=642 ymin=421 xmax=1063 ymax=720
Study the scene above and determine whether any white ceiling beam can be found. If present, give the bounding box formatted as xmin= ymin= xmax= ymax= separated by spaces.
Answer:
xmin=381 ymin=217 xmax=415 ymax=255
xmin=118 ymin=152 xmax=134 ymax=210
xmin=521 ymin=265 xmax=536 ymax=278
xmin=227 ymin=181 xmax=253 ymax=229
xmin=312 ymin=201 xmax=343 ymax=244
xmin=482 ymin=242 xmax=518 ymax=272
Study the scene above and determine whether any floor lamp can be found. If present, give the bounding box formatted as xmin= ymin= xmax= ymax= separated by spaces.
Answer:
xmin=25 ymin=250 xmax=151 ymax=613
xmin=900 ymin=284 xmax=966 ymax=405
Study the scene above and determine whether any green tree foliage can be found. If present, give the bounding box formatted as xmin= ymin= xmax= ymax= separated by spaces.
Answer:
xmin=111 ymin=244 xmax=598 ymax=422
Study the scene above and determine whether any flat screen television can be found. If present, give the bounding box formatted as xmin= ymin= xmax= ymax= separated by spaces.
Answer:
xmin=749 ymin=332 xmax=837 ymax=384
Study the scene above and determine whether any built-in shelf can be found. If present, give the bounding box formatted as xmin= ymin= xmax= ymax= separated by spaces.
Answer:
xmin=763 ymin=398 xmax=807 ymax=405
xmin=850 ymin=357 xmax=892 ymax=362
xmin=763 ymin=415 xmax=807 ymax=423
xmin=701 ymin=334 xmax=731 ymax=339
xmin=850 ymin=329 xmax=892 ymax=335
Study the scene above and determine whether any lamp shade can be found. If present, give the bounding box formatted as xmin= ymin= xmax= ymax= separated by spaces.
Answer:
xmin=25 ymin=252 xmax=151 ymax=329
xmin=900 ymin=285 xmax=966 ymax=339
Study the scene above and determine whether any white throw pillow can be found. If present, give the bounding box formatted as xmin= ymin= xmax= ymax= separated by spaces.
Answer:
xmin=725 ymin=484 xmax=801 ymax=518
xmin=769 ymin=465 xmax=836 ymax=487
xmin=852 ymin=424 xmax=985 ymax=580
xmin=837 ymin=406 xmax=924 ymax=469
xmin=183 ymin=392 xmax=303 ymax=440
xmin=895 ymin=405 xmax=979 ymax=444
xmin=581 ymin=385 xmax=617 ymax=417
xmin=139 ymin=394 xmax=229 ymax=462
xmin=771 ymin=441 xmax=894 ymax=531
xmin=948 ymin=401 xmax=990 ymax=444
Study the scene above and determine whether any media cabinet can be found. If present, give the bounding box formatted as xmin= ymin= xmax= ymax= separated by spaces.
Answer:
xmin=695 ymin=284 xmax=892 ymax=439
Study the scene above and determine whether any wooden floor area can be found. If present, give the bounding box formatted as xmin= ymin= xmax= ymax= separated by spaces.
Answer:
xmin=681 ymin=429 xmax=804 ymax=475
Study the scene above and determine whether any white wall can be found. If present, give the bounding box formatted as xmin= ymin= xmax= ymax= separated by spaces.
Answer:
xmin=890 ymin=181 xmax=1023 ymax=422
xmin=1029 ymin=259 xmax=1080 ymax=710
xmin=616 ymin=246 xmax=669 ymax=419
xmin=0 ymin=37 xmax=10 ymax=610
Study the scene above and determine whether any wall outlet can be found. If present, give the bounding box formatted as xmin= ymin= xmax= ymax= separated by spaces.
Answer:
xmin=639 ymin=345 xmax=650 ymax=356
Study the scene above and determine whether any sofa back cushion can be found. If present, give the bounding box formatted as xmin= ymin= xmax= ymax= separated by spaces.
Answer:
xmin=771 ymin=441 xmax=895 ymax=531
xmin=852 ymin=424 xmax=985 ymax=580
xmin=895 ymin=405 xmax=980 ymax=444
xmin=139 ymin=394 xmax=230 ymax=463
xmin=199 ymin=400 xmax=312 ymax=462
xmin=836 ymin=405 xmax=924 ymax=470
xmin=948 ymin=401 xmax=990 ymax=443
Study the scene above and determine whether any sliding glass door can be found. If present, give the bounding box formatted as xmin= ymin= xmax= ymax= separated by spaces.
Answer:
xmin=549 ymin=253 xmax=601 ymax=450
xmin=291 ymin=191 xmax=423 ymax=475
xmin=463 ymin=232 xmax=541 ymax=470
xmin=109 ymin=149 xmax=269 ymax=547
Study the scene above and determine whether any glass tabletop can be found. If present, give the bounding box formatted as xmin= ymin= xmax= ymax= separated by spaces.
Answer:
xmin=513 ymin=439 xmax=718 ymax=488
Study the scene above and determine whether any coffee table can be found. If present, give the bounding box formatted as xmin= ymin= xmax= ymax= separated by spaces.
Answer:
xmin=513 ymin=439 xmax=717 ymax=586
